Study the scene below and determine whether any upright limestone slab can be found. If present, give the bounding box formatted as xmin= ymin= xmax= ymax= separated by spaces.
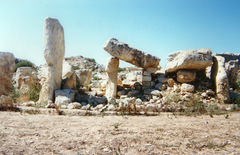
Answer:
xmin=0 ymin=52 xmax=15 ymax=95
xmin=211 ymin=56 xmax=230 ymax=103
xmin=103 ymin=38 xmax=160 ymax=69
xmin=165 ymin=48 xmax=212 ymax=73
xmin=38 ymin=17 xmax=65 ymax=103
xmin=105 ymin=57 xmax=119 ymax=98
xmin=16 ymin=67 xmax=33 ymax=93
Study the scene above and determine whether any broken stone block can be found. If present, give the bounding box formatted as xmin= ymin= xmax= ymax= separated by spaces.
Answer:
xmin=166 ymin=48 xmax=212 ymax=73
xmin=142 ymin=75 xmax=152 ymax=81
xmin=103 ymin=38 xmax=160 ymax=69
xmin=75 ymin=69 xmax=92 ymax=85
xmin=55 ymin=89 xmax=75 ymax=106
xmin=177 ymin=70 xmax=196 ymax=83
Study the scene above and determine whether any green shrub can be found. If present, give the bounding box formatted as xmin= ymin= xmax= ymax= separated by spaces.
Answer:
xmin=28 ymin=83 xmax=40 ymax=102
xmin=118 ymin=67 xmax=124 ymax=72
xmin=15 ymin=61 xmax=37 ymax=72
xmin=72 ymin=65 xmax=80 ymax=70
xmin=85 ymin=58 xmax=96 ymax=64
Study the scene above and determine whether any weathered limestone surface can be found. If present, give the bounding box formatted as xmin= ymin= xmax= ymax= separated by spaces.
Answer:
xmin=181 ymin=83 xmax=194 ymax=92
xmin=166 ymin=48 xmax=212 ymax=73
xmin=211 ymin=56 xmax=230 ymax=102
xmin=75 ymin=69 xmax=92 ymax=85
xmin=177 ymin=70 xmax=196 ymax=83
xmin=103 ymin=38 xmax=160 ymax=69
xmin=0 ymin=52 xmax=15 ymax=95
xmin=225 ymin=60 xmax=238 ymax=88
xmin=62 ymin=60 xmax=74 ymax=79
xmin=105 ymin=57 xmax=119 ymax=98
xmin=55 ymin=89 xmax=75 ymax=106
xmin=62 ymin=72 xmax=76 ymax=89
xmin=38 ymin=17 xmax=65 ymax=103
xmin=16 ymin=67 xmax=33 ymax=93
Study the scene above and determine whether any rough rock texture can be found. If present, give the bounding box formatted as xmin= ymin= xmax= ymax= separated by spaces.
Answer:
xmin=64 ymin=56 xmax=105 ymax=72
xmin=165 ymin=48 xmax=212 ymax=73
xmin=181 ymin=83 xmax=194 ymax=92
xmin=62 ymin=60 xmax=73 ymax=79
xmin=177 ymin=70 xmax=196 ymax=83
xmin=38 ymin=17 xmax=65 ymax=103
xmin=0 ymin=52 xmax=15 ymax=95
xmin=62 ymin=72 xmax=76 ymax=90
xmin=215 ymin=53 xmax=240 ymax=63
xmin=143 ymin=89 xmax=162 ymax=97
xmin=225 ymin=60 xmax=238 ymax=88
xmin=0 ymin=95 xmax=13 ymax=108
xmin=16 ymin=67 xmax=33 ymax=93
xmin=211 ymin=56 xmax=230 ymax=102
xmin=105 ymin=57 xmax=119 ymax=98
xmin=75 ymin=69 xmax=92 ymax=85
xmin=103 ymin=38 xmax=160 ymax=69
xmin=55 ymin=89 xmax=75 ymax=106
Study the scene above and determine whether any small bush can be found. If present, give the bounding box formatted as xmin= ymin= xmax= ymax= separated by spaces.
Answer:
xmin=15 ymin=61 xmax=37 ymax=72
xmin=164 ymin=92 xmax=182 ymax=103
xmin=85 ymin=58 xmax=96 ymax=64
xmin=28 ymin=83 xmax=40 ymax=102
xmin=72 ymin=65 xmax=80 ymax=70
xmin=182 ymin=96 xmax=207 ymax=116
xmin=118 ymin=67 xmax=124 ymax=72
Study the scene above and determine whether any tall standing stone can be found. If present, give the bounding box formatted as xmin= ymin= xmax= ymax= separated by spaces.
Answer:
xmin=0 ymin=52 xmax=15 ymax=95
xmin=38 ymin=17 xmax=65 ymax=103
xmin=211 ymin=56 xmax=230 ymax=103
xmin=105 ymin=57 xmax=119 ymax=98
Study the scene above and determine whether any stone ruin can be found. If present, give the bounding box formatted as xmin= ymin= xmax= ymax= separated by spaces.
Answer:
xmin=0 ymin=17 xmax=239 ymax=113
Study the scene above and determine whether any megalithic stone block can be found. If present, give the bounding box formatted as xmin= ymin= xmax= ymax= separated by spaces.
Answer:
xmin=105 ymin=57 xmax=119 ymax=98
xmin=103 ymin=38 xmax=160 ymax=69
xmin=38 ymin=17 xmax=65 ymax=103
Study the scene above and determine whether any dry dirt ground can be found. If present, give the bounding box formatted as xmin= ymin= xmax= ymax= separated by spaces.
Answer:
xmin=0 ymin=111 xmax=239 ymax=155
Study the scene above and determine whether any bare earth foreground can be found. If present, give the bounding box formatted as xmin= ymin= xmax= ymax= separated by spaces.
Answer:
xmin=0 ymin=111 xmax=239 ymax=155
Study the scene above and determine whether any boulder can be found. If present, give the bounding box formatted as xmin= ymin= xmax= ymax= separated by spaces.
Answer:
xmin=155 ymin=83 xmax=167 ymax=90
xmin=177 ymin=70 xmax=196 ymax=83
xmin=67 ymin=102 xmax=81 ymax=109
xmin=55 ymin=89 xmax=75 ymax=106
xmin=181 ymin=83 xmax=194 ymax=92
xmin=38 ymin=17 xmax=65 ymax=103
xmin=75 ymin=69 xmax=92 ymax=85
xmin=144 ymin=89 xmax=162 ymax=97
xmin=134 ymin=82 xmax=142 ymax=91
xmin=211 ymin=56 xmax=230 ymax=102
xmin=167 ymin=78 xmax=175 ymax=87
xmin=62 ymin=72 xmax=76 ymax=90
xmin=165 ymin=48 xmax=212 ymax=73
xmin=105 ymin=57 xmax=119 ymax=98
xmin=0 ymin=52 xmax=15 ymax=95
xmin=103 ymin=38 xmax=160 ymax=69
xmin=127 ymin=90 xmax=139 ymax=97
xmin=157 ymin=76 xmax=168 ymax=83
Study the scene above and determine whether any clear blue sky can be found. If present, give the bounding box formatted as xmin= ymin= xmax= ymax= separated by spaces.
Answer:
xmin=0 ymin=0 xmax=239 ymax=68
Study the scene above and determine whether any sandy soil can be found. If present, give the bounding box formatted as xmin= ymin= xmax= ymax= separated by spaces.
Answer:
xmin=0 ymin=111 xmax=239 ymax=155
